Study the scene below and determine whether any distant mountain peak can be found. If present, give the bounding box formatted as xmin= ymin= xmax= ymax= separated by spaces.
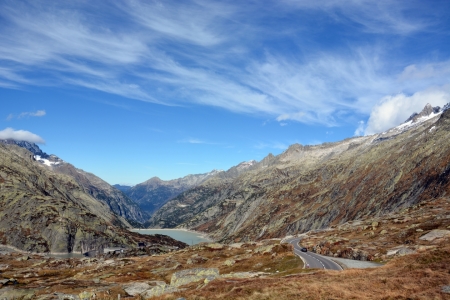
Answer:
xmin=405 ymin=103 xmax=441 ymax=124
xmin=0 ymin=139 xmax=49 ymax=159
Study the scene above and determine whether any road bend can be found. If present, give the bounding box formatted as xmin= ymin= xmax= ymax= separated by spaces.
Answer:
xmin=286 ymin=237 xmax=342 ymax=271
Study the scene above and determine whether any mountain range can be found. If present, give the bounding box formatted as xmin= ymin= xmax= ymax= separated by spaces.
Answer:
xmin=1 ymin=103 xmax=449 ymax=253
xmin=117 ymin=169 xmax=223 ymax=218
xmin=147 ymin=103 xmax=450 ymax=243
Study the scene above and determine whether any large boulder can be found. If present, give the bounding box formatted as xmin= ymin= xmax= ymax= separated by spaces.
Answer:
xmin=170 ymin=268 xmax=219 ymax=287
xmin=419 ymin=230 xmax=450 ymax=241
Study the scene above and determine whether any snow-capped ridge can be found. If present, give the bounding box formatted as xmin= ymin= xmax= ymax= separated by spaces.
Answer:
xmin=34 ymin=155 xmax=62 ymax=167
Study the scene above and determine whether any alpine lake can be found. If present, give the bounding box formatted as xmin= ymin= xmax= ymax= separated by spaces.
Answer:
xmin=132 ymin=229 xmax=212 ymax=245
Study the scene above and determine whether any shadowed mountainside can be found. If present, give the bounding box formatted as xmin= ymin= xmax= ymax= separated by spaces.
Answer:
xmin=0 ymin=143 xmax=184 ymax=253
xmin=123 ymin=169 xmax=244 ymax=217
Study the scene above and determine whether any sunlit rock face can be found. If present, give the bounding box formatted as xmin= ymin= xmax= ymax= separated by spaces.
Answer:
xmin=149 ymin=104 xmax=450 ymax=243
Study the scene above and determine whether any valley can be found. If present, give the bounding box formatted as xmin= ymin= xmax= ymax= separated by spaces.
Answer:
xmin=0 ymin=103 xmax=450 ymax=299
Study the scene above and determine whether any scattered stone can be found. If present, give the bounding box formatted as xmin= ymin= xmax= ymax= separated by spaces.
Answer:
xmin=419 ymin=230 xmax=450 ymax=241
xmin=15 ymin=255 xmax=30 ymax=261
xmin=416 ymin=228 xmax=423 ymax=232
xmin=0 ymin=278 xmax=17 ymax=286
xmin=397 ymin=248 xmax=416 ymax=256
xmin=380 ymin=230 xmax=387 ymax=235
xmin=142 ymin=283 xmax=179 ymax=298
xmin=54 ymin=292 xmax=77 ymax=300
xmin=386 ymin=247 xmax=415 ymax=257
xmin=123 ymin=282 xmax=151 ymax=296
xmin=442 ymin=285 xmax=450 ymax=294
xmin=229 ymin=243 xmax=244 ymax=249
xmin=254 ymin=245 xmax=276 ymax=254
xmin=79 ymin=291 xmax=95 ymax=300
xmin=0 ymin=287 xmax=34 ymax=300
xmin=205 ymin=243 xmax=224 ymax=250
xmin=223 ymin=259 xmax=235 ymax=266
xmin=204 ymin=275 xmax=216 ymax=284
xmin=171 ymin=268 xmax=220 ymax=287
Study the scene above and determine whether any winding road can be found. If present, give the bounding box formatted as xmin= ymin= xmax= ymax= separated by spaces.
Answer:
xmin=286 ymin=237 xmax=343 ymax=271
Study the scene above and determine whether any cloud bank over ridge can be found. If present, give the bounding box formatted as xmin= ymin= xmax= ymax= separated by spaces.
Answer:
xmin=0 ymin=128 xmax=45 ymax=144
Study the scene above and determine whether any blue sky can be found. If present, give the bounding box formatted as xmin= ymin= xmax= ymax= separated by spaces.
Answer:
xmin=1 ymin=0 xmax=450 ymax=184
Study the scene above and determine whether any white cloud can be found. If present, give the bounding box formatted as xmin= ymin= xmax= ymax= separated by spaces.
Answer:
xmin=365 ymin=86 xmax=450 ymax=135
xmin=354 ymin=121 xmax=365 ymax=136
xmin=0 ymin=0 xmax=448 ymax=130
xmin=281 ymin=0 xmax=430 ymax=35
xmin=7 ymin=110 xmax=46 ymax=120
xmin=0 ymin=128 xmax=45 ymax=144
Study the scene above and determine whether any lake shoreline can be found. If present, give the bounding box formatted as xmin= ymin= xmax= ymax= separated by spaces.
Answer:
xmin=132 ymin=228 xmax=214 ymax=245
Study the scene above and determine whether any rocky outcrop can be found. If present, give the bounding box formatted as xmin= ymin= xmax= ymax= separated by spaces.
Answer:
xmin=170 ymin=268 xmax=219 ymax=287
xmin=1 ymin=139 xmax=148 ymax=225
xmin=405 ymin=103 xmax=440 ymax=123
xmin=149 ymin=104 xmax=450 ymax=243
xmin=0 ymin=143 xmax=184 ymax=253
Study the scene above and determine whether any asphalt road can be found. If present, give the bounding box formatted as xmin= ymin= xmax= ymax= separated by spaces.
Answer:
xmin=286 ymin=237 xmax=343 ymax=271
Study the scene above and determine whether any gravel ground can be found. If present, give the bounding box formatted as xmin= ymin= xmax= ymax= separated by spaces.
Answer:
xmin=330 ymin=257 xmax=383 ymax=269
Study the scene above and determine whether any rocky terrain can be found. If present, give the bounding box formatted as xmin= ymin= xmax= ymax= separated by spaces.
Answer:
xmin=124 ymin=160 xmax=261 ymax=219
xmin=0 ymin=224 xmax=449 ymax=299
xmin=0 ymin=240 xmax=299 ymax=299
xmin=149 ymin=104 xmax=450 ymax=244
xmin=0 ymin=143 xmax=184 ymax=253
xmin=0 ymin=140 xmax=148 ymax=225
xmin=300 ymin=196 xmax=450 ymax=262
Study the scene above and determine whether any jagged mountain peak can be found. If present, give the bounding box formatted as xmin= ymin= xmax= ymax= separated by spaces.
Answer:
xmin=0 ymin=139 xmax=49 ymax=159
xmin=405 ymin=103 xmax=441 ymax=123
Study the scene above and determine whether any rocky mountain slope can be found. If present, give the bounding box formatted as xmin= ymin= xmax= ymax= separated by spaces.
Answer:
xmin=0 ymin=143 xmax=182 ymax=253
xmin=123 ymin=170 xmax=224 ymax=217
xmin=0 ymin=141 xmax=148 ymax=225
xmin=148 ymin=104 xmax=450 ymax=243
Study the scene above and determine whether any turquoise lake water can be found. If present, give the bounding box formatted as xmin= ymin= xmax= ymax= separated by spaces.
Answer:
xmin=132 ymin=229 xmax=212 ymax=245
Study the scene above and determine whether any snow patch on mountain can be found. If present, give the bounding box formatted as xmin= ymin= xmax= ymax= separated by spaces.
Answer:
xmin=395 ymin=110 xmax=442 ymax=131
xmin=34 ymin=155 xmax=61 ymax=167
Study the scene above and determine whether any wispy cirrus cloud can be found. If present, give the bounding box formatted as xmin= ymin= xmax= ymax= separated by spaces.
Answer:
xmin=0 ymin=0 xmax=448 ymax=132
xmin=280 ymin=0 xmax=432 ymax=35
xmin=7 ymin=110 xmax=46 ymax=121
xmin=254 ymin=141 xmax=290 ymax=150
xmin=178 ymin=138 xmax=220 ymax=145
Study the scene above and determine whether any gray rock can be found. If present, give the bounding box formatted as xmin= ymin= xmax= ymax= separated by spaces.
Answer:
xmin=0 ymin=287 xmax=34 ymax=300
xmin=171 ymin=268 xmax=220 ymax=287
xmin=419 ymin=230 xmax=450 ymax=241
xmin=442 ymin=285 xmax=450 ymax=294
xmin=223 ymin=259 xmax=235 ymax=266
xmin=55 ymin=293 xmax=79 ymax=300
xmin=142 ymin=284 xmax=179 ymax=298
xmin=397 ymin=248 xmax=416 ymax=256
xmin=123 ymin=282 xmax=151 ymax=296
